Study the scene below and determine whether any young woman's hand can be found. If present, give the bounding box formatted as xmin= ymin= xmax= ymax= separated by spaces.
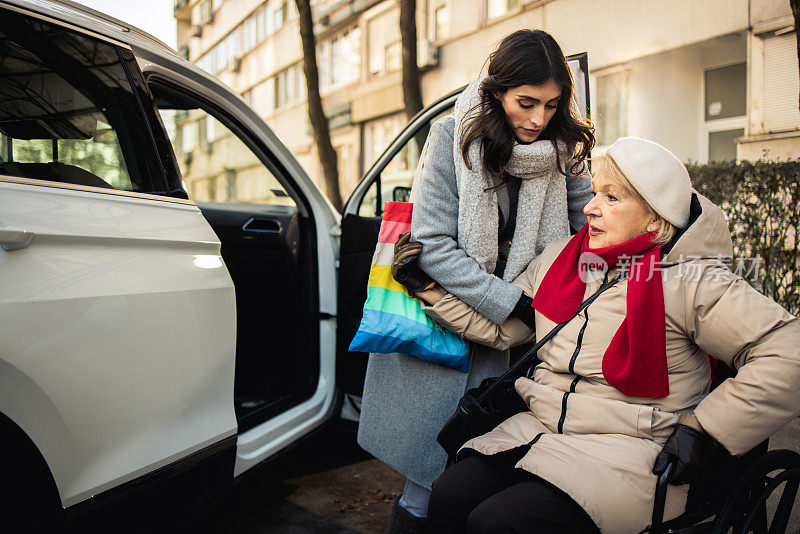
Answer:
xmin=511 ymin=295 xmax=536 ymax=329
xmin=392 ymin=233 xmax=434 ymax=293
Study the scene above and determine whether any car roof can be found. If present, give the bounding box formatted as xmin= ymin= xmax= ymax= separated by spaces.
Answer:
xmin=1 ymin=0 xmax=180 ymax=58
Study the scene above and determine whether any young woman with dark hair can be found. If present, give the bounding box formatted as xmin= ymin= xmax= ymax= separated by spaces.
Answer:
xmin=461 ymin=30 xmax=593 ymax=181
xmin=357 ymin=29 xmax=595 ymax=533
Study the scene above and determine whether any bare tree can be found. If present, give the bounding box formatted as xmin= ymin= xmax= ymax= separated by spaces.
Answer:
xmin=400 ymin=0 xmax=430 ymax=164
xmin=295 ymin=0 xmax=342 ymax=212
xmin=400 ymin=0 xmax=423 ymax=121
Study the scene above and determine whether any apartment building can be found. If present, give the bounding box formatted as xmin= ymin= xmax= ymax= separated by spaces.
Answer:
xmin=172 ymin=0 xmax=799 ymax=205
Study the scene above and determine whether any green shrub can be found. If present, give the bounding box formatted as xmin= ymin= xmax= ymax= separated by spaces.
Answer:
xmin=687 ymin=159 xmax=800 ymax=315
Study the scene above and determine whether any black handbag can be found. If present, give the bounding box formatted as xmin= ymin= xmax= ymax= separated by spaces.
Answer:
xmin=436 ymin=274 xmax=623 ymax=459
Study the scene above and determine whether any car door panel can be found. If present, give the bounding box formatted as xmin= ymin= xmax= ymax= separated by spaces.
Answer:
xmin=336 ymin=213 xmax=380 ymax=395
xmin=196 ymin=202 xmax=318 ymax=432
xmin=143 ymin=72 xmax=337 ymax=463
xmin=0 ymin=179 xmax=237 ymax=507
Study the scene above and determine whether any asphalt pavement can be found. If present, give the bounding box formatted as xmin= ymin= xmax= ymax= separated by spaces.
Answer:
xmin=182 ymin=423 xmax=404 ymax=533
xmin=63 ymin=422 xmax=404 ymax=534
xmin=62 ymin=418 xmax=800 ymax=534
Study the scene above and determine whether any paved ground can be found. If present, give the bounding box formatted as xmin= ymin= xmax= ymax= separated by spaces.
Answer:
xmin=65 ymin=418 xmax=800 ymax=533
xmin=183 ymin=423 xmax=404 ymax=533
xmin=65 ymin=422 xmax=404 ymax=534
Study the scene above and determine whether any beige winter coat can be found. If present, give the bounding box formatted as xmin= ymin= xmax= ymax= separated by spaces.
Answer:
xmin=417 ymin=194 xmax=800 ymax=533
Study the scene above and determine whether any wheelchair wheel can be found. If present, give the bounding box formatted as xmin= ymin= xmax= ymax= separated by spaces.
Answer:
xmin=712 ymin=449 xmax=800 ymax=534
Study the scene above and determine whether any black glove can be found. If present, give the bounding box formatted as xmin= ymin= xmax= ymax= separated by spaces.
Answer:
xmin=510 ymin=294 xmax=535 ymax=329
xmin=652 ymin=422 xmax=713 ymax=485
xmin=391 ymin=233 xmax=434 ymax=293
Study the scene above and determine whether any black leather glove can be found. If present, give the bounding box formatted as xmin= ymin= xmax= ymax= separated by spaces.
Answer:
xmin=391 ymin=233 xmax=434 ymax=293
xmin=510 ymin=294 xmax=535 ymax=329
xmin=652 ymin=420 xmax=713 ymax=485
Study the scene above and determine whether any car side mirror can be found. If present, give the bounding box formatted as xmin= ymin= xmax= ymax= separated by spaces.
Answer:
xmin=392 ymin=186 xmax=411 ymax=202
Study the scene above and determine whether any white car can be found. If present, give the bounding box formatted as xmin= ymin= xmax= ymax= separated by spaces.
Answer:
xmin=0 ymin=0 xmax=589 ymax=527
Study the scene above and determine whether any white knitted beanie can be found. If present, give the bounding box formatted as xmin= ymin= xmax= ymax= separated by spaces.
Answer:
xmin=605 ymin=137 xmax=692 ymax=228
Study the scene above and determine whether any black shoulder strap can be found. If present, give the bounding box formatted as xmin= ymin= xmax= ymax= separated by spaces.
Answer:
xmin=476 ymin=273 xmax=623 ymax=404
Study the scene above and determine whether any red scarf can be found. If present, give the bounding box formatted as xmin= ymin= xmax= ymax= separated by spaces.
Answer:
xmin=531 ymin=225 xmax=668 ymax=398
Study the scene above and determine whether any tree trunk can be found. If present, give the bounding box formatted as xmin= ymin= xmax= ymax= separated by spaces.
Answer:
xmin=295 ymin=0 xmax=342 ymax=212
xmin=792 ymin=0 xmax=800 ymax=112
xmin=400 ymin=0 xmax=423 ymax=122
xmin=400 ymin=0 xmax=429 ymax=167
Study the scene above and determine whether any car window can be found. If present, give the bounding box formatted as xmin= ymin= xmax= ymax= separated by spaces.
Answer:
xmin=0 ymin=11 xmax=167 ymax=194
xmin=157 ymin=105 xmax=295 ymax=207
xmin=358 ymin=106 xmax=451 ymax=217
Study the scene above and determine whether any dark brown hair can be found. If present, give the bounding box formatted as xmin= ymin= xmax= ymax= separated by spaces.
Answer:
xmin=460 ymin=29 xmax=595 ymax=184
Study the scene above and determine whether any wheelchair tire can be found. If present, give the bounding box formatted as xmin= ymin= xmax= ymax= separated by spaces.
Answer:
xmin=712 ymin=449 xmax=800 ymax=534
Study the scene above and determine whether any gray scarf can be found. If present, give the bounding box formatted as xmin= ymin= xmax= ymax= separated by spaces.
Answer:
xmin=453 ymin=75 xmax=571 ymax=281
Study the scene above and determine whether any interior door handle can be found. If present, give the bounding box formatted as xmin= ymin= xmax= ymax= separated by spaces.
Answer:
xmin=0 ymin=225 xmax=34 ymax=251
xmin=242 ymin=218 xmax=281 ymax=234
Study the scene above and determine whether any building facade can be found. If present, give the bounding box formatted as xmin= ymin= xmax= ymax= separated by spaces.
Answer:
xmin=172 ymin=0 xmax=799 ymax=205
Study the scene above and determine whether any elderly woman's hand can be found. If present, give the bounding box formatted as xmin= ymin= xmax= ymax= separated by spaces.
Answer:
xmin=652 ymin=414 xmax=714 ymax=485
xmin=392 ymin=233 xmax=434 ymax=294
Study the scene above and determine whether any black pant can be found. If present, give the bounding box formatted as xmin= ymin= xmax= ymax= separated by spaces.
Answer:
xmin=427 ymin=454 xmax=600 ymax=534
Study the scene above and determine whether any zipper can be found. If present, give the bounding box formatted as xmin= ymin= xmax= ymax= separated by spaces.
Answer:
xmin=568 ymin=308 xmax=589 ymax=374
xmin=559 ymin=307 xmax=589 ymax=433
xmin=557 ymin=392 xmax=570 ymax=434
xmin=569 ymin=376 xmax=581 ymax=393
xmin=527 ymin=432 xmax=544 ymax=446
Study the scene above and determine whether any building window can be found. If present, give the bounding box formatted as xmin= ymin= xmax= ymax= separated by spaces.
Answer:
xmin=703 ymin=63 xmax=746 ymax=162
xmin=708 ymin=128 xmax=744 ymax=162
xmin=362 ymin=114 xmax=406 ymax=175
xmin=225 ymin=168 xmax=237 ymax=201
xmin=242 ymin=16 xmax=257 ymax=52
xmin=192 ymin=0 xmax=214 ymax=26
xmin=273 ymin=2 xmax=286 ymax=32
xmin=320 ymin=28 xmax=361 ymax=90
xmin=434 ymin=4 xmax=450 ymax=42
xmin=705 ymin=63 xmax=746 ymax=121
xmin=257 ymin=7 xmax=267 ymax=41
xmin=274 ymin=63 xmax=306 ymax=110
xmin=201 ymin=0 xmax=213 ymax=24
xmin=181 ymin=121 xmax=198 ymax=155
xmin=596 ymin=71 xmax=629 ymax=146
xmin=486 ymin=0 xmax=519 ymax=20
xmin=367 ymin=10 xmax=399 ymax=77
xmin=207 ymin=176 xmax=217 ymax=201
xmin=200 ymin=28 xmax=242 ymax=74
xmin=202 ymin=114 xmax=215 ymax=152
xmin=762 ymin=33 xmax=800 ymax=133
xmin=195 ymin=1 xmax=290 ymax=76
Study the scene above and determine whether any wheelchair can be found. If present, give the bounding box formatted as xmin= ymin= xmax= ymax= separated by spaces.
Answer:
xmin=650 ymin=362 xmax=800 ymax=533
xmin=650 ymin=441 xmax=800 ymax=533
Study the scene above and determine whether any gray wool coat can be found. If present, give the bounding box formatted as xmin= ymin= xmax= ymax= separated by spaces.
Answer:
xmin=357 ymin=116 xmax=591 ymax=489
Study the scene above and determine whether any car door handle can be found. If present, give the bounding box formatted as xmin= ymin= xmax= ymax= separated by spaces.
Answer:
xmin=0 ymin=225 xmax=34 ymax=251
xmin=242 ymin=218 xmax=281 ymax=234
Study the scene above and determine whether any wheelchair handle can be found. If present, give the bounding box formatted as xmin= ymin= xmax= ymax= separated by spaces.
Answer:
xmin=651 ymin=461 xmax=675 ymax=533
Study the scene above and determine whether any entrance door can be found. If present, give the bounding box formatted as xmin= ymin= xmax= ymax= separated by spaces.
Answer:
xmin=337 ymin=53 xmax=591 ymax=404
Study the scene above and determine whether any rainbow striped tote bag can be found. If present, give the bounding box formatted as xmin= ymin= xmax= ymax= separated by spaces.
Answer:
xmin=348 ymin=201 xmax=469 ymax=372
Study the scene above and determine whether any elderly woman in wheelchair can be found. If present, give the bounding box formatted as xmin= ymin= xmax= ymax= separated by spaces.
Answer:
xmin=391 ymin=137 xmax=800 ymax=533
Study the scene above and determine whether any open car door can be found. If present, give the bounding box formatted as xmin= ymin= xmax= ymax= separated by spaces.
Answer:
xmin=336 ymin=54 xmax=591 ymax=410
